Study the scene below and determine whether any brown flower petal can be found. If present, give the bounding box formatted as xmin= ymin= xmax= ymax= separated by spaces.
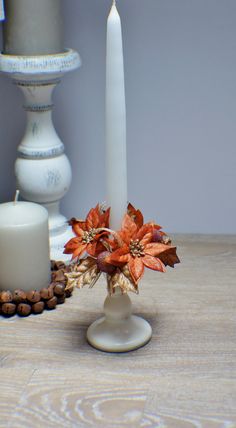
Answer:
xmin=127 ymin=203 xmax=144 ymax=228
xmin=136 ymin=223 xmax=154 ymax=242
xmin=128 ymin=257 xmax=144 ymax=284
xmin=105 ymin=246 xmax=130 ymax=267
xmin=86 ymin=206 xmax=100 ymax=230
xmin=142 ymin=255 xmax=166 ymax=272
xmin=121 ymin=214 xmax=137 ymax=239
xmin=145 ymin=243 xmax=172 ymax=257
xmin=158 ymin=246 xmax=180 ymax=268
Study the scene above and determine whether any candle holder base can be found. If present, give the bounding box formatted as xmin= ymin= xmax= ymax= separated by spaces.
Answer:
xmin=87 ymin=315 xmax=152 ymax=353
xmin=87 ymin=288 xmax=152 ymax=353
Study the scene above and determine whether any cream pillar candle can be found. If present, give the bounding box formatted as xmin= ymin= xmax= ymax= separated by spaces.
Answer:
xmin=0 ymin=193 xmax=50 ymax=292
xmin=106 ymin=0 xmax=127 ymax=230
xmin=3 ymin=0 xmax=63 ymax=55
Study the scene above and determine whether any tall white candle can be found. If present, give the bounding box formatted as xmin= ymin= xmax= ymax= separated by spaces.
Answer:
xmin=106 ymin=0 xmax=128 ymax=230
xmin=3 ymin=0 xmax=63 ymax=55
xmin=0 ymin=194 xmax=50 ymax=292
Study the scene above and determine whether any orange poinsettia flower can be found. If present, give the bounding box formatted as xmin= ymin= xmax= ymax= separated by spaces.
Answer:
xmin=64 ymin=205 xmax=110 ymax=260
xmin=105 ymin=214 xmax=179 ymax=284
xmin=127 ymin=202 xmax=165 ymax=239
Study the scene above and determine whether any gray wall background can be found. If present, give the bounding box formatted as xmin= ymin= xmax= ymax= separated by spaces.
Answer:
xmin=0 ymin=0 xmax=235 ymax=234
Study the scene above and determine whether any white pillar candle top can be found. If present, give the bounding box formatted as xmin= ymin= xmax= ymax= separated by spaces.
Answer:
xmin=0 ymin=201 xmax=48 ymax=227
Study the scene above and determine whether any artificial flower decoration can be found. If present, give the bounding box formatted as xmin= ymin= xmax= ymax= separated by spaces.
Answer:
xmin=105 ymin=214 xmax=169 ymax=284
xmin=64 ymin=203 xmax=180 ymax=295
xmin=64 ymin=204 xmax=110 ymax=259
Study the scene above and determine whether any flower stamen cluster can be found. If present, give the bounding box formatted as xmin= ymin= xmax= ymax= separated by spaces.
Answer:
xmin=129 ymin=239 xmax=145 ymax=258
xmin=82 ymin=228 xmax=97 ymax=244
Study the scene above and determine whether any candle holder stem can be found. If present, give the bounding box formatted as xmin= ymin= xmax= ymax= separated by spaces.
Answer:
xmin=87 ymin=286 xmax=152 ymax=353
xmin=0 ymin=50 xmax=81 ymax=261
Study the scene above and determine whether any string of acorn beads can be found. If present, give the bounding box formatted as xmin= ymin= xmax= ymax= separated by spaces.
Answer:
xmin=0 ymin=261 xmax=73 ymax=317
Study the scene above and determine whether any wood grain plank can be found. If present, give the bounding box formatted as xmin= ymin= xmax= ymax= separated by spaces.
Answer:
xmin=0 ymin=369 xmax=34 ymax=427
xmin=143 ymin=376 xmax=236 ymax=428
xmin=0 ymin=235 xmax=235 ymax=427
xmin=11 ymin=370 xmax=150 ymax=428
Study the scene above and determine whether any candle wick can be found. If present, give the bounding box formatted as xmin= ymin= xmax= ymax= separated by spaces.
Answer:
xmin=14 ymin=190 xmax=20 ymax=204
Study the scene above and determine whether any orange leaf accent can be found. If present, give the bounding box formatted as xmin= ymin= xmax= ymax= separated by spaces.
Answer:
xmin=158 ymin=246 xmax=180 ymax=268
xmin=128 ymin=257 xmax=144 ymax=284
xmin=153 ymin=223 xmax=162 ymax=231
xmin=145 ymin=243 xmax=172 ymax=257
xmin=140 ymin=232 xmax=153 ymax=247
xmin=87 ymin=241 xmax=107 ymax=258
xmin=142 ymin=255 xmax=166 ymax=272
xmin=127 ymin=203 xmax=144 ymax=228
xmin=68 ymin=219 xmax=85 ymax=237
xmin=86 ymin=206 xmax=100 ymax=230
xmin=100 ymin=207 xmax=110 ymax=228
xmin=105 ymin=246 xmax=130 ymax=267
xmin=136 ymin=223 xmax=154 ymax=242
xmin=64 ymin=238 xmax=87 ymax=260
xmin=121 ymin=214 xmax=137 ymax=239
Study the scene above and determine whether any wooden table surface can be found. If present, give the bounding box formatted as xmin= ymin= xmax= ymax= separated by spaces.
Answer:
xmin=0 ymin=235 xmax=236 ymax=428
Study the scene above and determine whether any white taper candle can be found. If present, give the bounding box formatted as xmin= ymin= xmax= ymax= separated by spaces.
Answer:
xmin=106 ymin=0 xmax=127 ymax=230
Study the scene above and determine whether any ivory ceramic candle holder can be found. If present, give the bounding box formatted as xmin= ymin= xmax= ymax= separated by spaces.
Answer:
xmin=0 ymin=49 xmax=81 ymax=261
xmin=64 ymin=203 xmax=180 ymax=353
xmin=87 ymin=287 xmax=152 ymax=353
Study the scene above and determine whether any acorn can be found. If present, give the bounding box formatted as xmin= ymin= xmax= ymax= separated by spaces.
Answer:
xmin=26 ymin=290 xmax=41 ymax=304
xmin=46 ymin=296 xmax=57 ymax=310
xmin=51 ymin=269 xmax=66 ymax=283
xmin=50 ymin=260 xmax=57 ymax=271
xmin=2 ymin=303 xmax=16 ymax=316
xmin=53 ymin=283 xmax=65 ymax=296
xmin=17 ymin=303 xmax=31 ymax=317
xmin=32 ymin=301 xmax=45 ymax=314
xmin=12 ymin=289 xmax=27 ymax=304
xmin=0 ymin=291 xmax=13 ymax=304
xmin=65 ymin=288 xmax=73 ymax=298
xmin=40 ymin=287 xmax=54 ymax=300
xmin=57 ymin=294 xmax=66 ymax=305
xmin=54 ymin=261 xmax=66 ymax=271
xmin=97 ymin=251 xmax=116 ymax=274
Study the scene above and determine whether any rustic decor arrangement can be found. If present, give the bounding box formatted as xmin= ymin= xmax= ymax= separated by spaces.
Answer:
xmin=0 ymin=261 xmax=73 ymax=318
xmin=0 ymin=1 xmax=180 ymax=354
xmin=64 ymin=203 xmax=180 ymax=352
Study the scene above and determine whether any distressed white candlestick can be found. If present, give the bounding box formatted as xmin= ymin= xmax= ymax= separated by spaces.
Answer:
xmin=106 ymin=0 xmax=127 ymax=230
xmin=0 ymin=49 xmax=81 ymax=261
xmin=0 ymin=192 xmax=50 ymax=292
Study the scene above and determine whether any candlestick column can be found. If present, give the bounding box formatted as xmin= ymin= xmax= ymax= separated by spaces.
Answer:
xmin=0 ymin=50 xmax=81 ymax=261
xmin=106 ymin=2 xmax=127 ymax=229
